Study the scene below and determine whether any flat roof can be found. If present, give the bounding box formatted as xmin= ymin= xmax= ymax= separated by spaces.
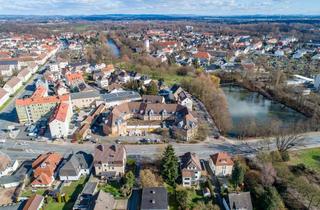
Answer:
xmin=71 ymin=90 xmax=101 ymax=100
xmin=102 ymin=91 xmax=141 ymax=103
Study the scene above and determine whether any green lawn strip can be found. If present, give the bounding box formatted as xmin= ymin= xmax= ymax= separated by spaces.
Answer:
xmin=289 ymin=148 xmax=320 ymax=173
xmin=21 ymin=189 xmax=46 ymax=197
xmin=44 ymin=177 xmax=88 ymax=210
xmin=99 ymin=181 xmax=123 ymax=198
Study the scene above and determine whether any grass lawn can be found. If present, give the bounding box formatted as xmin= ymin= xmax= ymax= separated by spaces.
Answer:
xmin=289 ymin=148 xmax=320 ymax=173
xmin=21 ymin=189 xmax=46 ymax=197
xmin=44 ymin=177 xmax=88 ymax=210
xmin=151 ymin=73 xmax=193 ymax=87
xmin=99 ymin=181 xmax=123 ymax=198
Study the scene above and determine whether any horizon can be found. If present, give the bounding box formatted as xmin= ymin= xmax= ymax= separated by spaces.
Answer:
xmin=0 ymin=0 xmax=319 ymax=16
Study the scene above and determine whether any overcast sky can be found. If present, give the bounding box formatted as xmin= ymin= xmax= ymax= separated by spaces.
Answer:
xmin=0 ymin=0 xmax=319 ymax=16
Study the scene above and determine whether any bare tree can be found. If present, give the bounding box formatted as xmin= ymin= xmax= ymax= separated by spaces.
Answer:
xmin=275 ymin=133 xmax=305 ymax=153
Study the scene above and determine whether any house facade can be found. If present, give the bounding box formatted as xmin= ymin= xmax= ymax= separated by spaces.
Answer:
xmin=209 ymin=152 xmax=234 ymax=177
xmin=59 ymin=152 xmax=93 ymax=181
xmin=49 ymin=102 xmax=73 ymax=139
xmin=93 ymin=144 xmax=126 ymax=179
xmin=180 ymin=152 xmax=202 ymax=187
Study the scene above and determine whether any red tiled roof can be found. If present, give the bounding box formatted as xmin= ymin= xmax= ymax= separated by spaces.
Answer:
xmin=194 ymin=52 xmax=211 ymax=59
xmin=23 ymin=194 xmax=44 ymax=210
xmin=49 ymin=102 xmax=69 ymax=122
xmin=65 ymin=72 xmax=84 ymax=83
xmin=31 ymin=173 xmax=52 ymax=186
xmin=157 ymin=41 xmax=177 ymax=48
xmin=31 ymin=85 xmax=47 ymax=98
xmin=32 ymin=152 xmax=62 ymax=183
xmin=210 ymin=152 xmax=234 ymax=166
xmin=15 ymin=94 xmax=69 ymax=106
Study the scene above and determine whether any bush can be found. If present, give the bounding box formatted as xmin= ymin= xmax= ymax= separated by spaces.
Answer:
xmin=270 ymin=151 xmax=282 ymax=162
xmin=281 ymin=151 xmax=290 ymax=162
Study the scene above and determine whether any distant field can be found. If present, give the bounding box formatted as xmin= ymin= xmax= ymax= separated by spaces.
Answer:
xmin=289 ymin=148 xmax=320 ymax=173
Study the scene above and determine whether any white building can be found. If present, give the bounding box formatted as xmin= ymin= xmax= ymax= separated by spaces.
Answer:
xmin=49 ymin=64 xmax=59 ymax=72
xmin=0 ymin=88 xmax=10 ymax=107
xmin=3 ymin=76 xmax=23 ymax=95
xmin=59 ymin=152 xmax=93 ymax=181
xmin=180 ymin=152 xmax=202 ymax=187
xmin=0 ymin=152 xmax=19 ymax=177
xmin=49 ymin=102 xmax=72 ymax=139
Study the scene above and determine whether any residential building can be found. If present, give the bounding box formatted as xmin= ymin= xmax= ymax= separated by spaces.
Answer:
xmin=141 ymin=95 xmax=165 ymax=104
xmin=104 ymin=101 xmax=198 ymax=140
xmin=31 ymin=152 xmax=62 ymax=187
xmin=102 ymin=91 xmax=141 ymax=108
xmin=3 ymin=76 xmax=23 ymax=95
xmin=0 ymin=160 xmax=32 ymax=189
xmin=93 ymin=190 xmax=128 ymax=210
xmin=70 ymin=90 xmax=101 ymax=109
xmin=209 ymin=152 xmax=234 ymax=177
xmin=73 ymin=182 xmax=98 ymax=210
xmin=0 ymin=88 xmax=10 ymax=107
xmin=59 ymin=151 xmax=93 ymax=181
xmin=17 ymin=68 xmax=32 ymax=83
xmin=180 ymin=152 xmax=202 ymax=187
xmin=49 ymin=102 xmax=73 ymax=139
xmin=23 ymin=194 xmax=44 ymax=210
xmin=177 ymin=91 xmax=193 ymax=111
xmin=15 ymin=94 xmax=70 ymax=124
xmin=0 ymin=60 xmax=20 ymax=76
xmin=0 ymin=152 xmax=19 ymax=177
xmin=93 ymin=144 xmax=126 ymax=179
xmin=65 ymin=72 xmax=85 ymax=87
xmin=140 ymin=187 xmax=168 ymax=210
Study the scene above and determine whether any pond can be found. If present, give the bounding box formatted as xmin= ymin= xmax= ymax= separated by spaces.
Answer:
xmin=107 ymin=38 xmax=121 ymax=58
xmin=222 ymin=85 xmax=307 ymax=137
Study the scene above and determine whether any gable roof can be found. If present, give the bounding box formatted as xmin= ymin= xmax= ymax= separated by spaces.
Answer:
xmin=180 ymin=152 xmax=201 ymax=171
xmin=5 ymin=76 xmax=21 ymax=88
xmin=210 ymin=152 xmax=234 ymax=166
xmin=49 ymin=102 xmax=70 ymax=123
xmin=23 ymin=194 xmax=44 ymax=210
xmin=142 ymin=95 xmax=164 ymax=104
xmin=194 ymin=51 xmax=211 ymax=59
xmin=94 ymin=144 xmax=126 ymax=166
xmin=31 ymin=173 xmax=52 ymax=186
xmin=59 ymin=151 xmax=93 ymax=177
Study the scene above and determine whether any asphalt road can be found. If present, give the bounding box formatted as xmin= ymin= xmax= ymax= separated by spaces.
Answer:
xmin=1 ymin=132 xmax=319 ymax=161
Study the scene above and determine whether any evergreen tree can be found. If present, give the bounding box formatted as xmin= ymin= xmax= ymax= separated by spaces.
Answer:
xmin=160 ymin=145 xmax=179 ymax=186
xmin=146 ymin=81 xmax=159 ymax=95
xmin=232 ymin=160 xmax=245 ymax=187
xmin=260 ymin=186 xmax=286 ymax=210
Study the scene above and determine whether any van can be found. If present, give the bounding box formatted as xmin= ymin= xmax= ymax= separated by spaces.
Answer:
xmin=0 ymin=139 xmax=6 ymax=143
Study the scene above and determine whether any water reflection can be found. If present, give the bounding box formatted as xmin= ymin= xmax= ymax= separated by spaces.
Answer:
xmin=222 ymin=85 xmax=306 ymax=136
xmin=107 ymin=39 xmax=120 ymax=58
